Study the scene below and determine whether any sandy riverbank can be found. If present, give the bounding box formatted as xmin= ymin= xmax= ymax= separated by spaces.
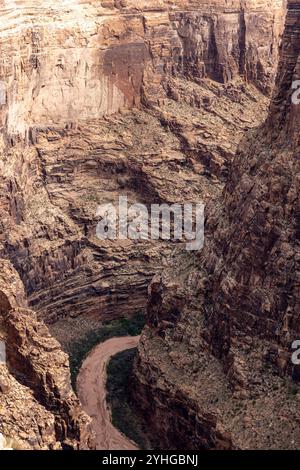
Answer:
xmin=77 ymin=336 xmax=140 ymax=450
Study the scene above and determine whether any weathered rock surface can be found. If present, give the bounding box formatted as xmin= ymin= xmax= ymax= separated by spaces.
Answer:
xmin=0 ymin=260 xmax=94 ymax=449
xmin=0 ymin=0 xmax=284 ymax=138
xmin=3 ymin=82 xmax=269 ymax=332
xmin=0 ymin=1 xmax=285 ymax=333
xmin=133 ymin=0 xmax=300 ymax=450
xmin=0 ymin=0 xmax=289 ymax=450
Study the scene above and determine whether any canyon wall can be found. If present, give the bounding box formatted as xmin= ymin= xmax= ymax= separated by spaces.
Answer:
xmin=0 ymin=260 xmax=94 ymax=449
xmin=0 ymin=0 xmax=285 ymax=333
xmin=0 ymin=0 xmax=288 ymax=448
xmin=0 ymin=0 xmax=284 ymax=139
xmin=133 ymin=0 xmax=300 ymax=450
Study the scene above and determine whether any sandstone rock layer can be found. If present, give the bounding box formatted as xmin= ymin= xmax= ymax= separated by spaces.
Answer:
xmin=133 ymin=0 xmax=300 ymax=450
xmin=0 ymin=0 xmax=290 ymax=449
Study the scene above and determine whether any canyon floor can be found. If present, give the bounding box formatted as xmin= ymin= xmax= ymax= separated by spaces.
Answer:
xmin=77 ymin=336 xmax=140 ymax=451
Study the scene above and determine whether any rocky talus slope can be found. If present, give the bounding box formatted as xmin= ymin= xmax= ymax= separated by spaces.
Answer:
xmin=133 ymin=0 xmax=300 ymax=450
xmin=0 ymin=0 xmax=287 ymax=449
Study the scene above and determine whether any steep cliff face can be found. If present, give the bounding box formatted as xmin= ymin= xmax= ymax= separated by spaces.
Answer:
xmin=133 ymin=0 xmax=300 ymax=450
xmin=0 ymin=261 xmax=94 ymax=449
xmin=0 ymin=0 xmax=288 ymax=448
xmin=0 ymin=0 xmax=285 ymax=333
xmin=0 ymin=0 xmax=284 ymax=139
xmin=200 ymin=0 xmax=299 ymax=381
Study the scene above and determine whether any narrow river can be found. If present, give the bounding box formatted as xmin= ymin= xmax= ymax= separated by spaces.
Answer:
xmin=77 ymin=336 xmax=140 ymax=450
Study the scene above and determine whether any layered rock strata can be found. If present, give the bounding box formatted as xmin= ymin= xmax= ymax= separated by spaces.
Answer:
xmin=0 ymin=260 xmax=94 ymax=449
xmin=0 ymin=0 xmax=288 ymax=449
xmin=0 ymin=0 xmax=284 ymax=139
xmin=133 ymin=0 xmax=300 ymax=450
xmin=0 ymin=1 xmax=286 ymax=338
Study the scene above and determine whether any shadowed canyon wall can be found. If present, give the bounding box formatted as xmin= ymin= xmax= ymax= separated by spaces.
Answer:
xmin=133 ymin=0 xmax=300 ymax=450
xmin=0 ymin=0 xmax=290 ymax=449
xmin=0 ymin=0 xmax=286 ymax=330
xmin=0 ymin=260 xmax=94 ymax=449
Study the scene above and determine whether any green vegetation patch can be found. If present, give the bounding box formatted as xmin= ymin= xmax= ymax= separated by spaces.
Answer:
xmin=106 ymin=348 xmax=151 ymax=450
xmin=68 ymin=312 xmax=145 ymax=390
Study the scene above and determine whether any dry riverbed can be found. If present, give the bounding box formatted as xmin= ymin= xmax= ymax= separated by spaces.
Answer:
xmin=77 ymin=336 xmax=140 ymax=450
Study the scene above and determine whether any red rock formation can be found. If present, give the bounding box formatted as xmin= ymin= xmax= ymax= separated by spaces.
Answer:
xmin=133 ymin=0 xmax=300 ymax=450
xmin=200 ymin=0 xmax=300 ymax=380
xmin=0 ymin=0 xmax=290 ymax=449
xmin=0 ymin=1 xmax=285 ymax=139
xmin=0 ymin=1 xmax=286 ymax=332
xmin=0 ymin=260 xmax=94 ymax=449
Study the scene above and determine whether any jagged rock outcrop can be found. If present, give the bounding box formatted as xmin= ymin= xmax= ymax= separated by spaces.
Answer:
xmin=3 ymin=84 xmax=270 ymax=332
xmin=0 ymin=0 xmax=288 ymax=449
xmin=133 ymin=0 xmax=300 ymax=450
xmin=0 ymin=1 xmax=286 ymax=336
xmin=0 ymin=260 xmax=94 ymax=449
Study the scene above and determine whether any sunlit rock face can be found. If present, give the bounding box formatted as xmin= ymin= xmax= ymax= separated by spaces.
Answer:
xmin=133 ymin=0 xmax=300 ymax=450
xmin=0 ymin=0 xmax=149 ymax=137
xmin=0 ymin=0 xmax=286 ymax=329
xmin=0 ymin=433 xmax=13 ymax=450
xmin=0 ymin=0 xmax=289 ymax=450
xmin=0 ymin=260 xmax=94 ymax=450
xmin=0 ymin=0 xmax=285 ymax=138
